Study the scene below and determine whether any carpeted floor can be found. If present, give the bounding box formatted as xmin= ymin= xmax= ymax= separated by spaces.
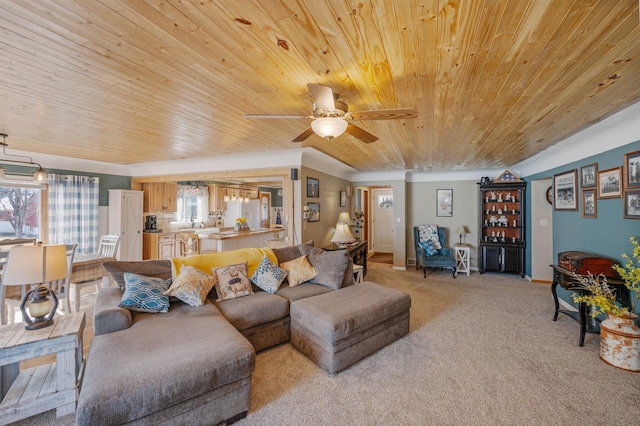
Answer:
xmin=18 ymin=264 xmax=640 ymax=425
xmin=368 ymin=252 xmax=393 ymax=264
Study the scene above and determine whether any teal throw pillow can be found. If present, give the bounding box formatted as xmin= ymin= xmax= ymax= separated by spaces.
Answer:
xmin=251 ymin=255 xmax=288 ymax=293
xmin=419 ymin=240 xmax=439 ymax=257
xmin=119 ymin=272 xmax=171 ymax=313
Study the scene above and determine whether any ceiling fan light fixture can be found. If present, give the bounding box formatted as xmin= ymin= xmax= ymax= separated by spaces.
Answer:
xmin=311 ymin=117 xmax=347 ymax=140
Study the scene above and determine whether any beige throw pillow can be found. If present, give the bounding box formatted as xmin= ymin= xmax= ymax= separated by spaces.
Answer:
xmin=280 ymin=255 xmax=317 ymax=287
xmin=164 ymin=265 xmax=216 ymax=307
xmin=212 ymin=262 xmax=253 ymax=301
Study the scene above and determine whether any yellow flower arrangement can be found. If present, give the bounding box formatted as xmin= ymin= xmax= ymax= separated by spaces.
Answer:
xmin=571 ymin=236 xmax=639 ymax=318
xmin=235 ymin=217 xmax=247 ymax=223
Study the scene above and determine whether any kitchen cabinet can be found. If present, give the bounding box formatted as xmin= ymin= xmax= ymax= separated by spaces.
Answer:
xmin=478 ymin=180 xmax=526 ymax=277
xmin=142 ymin=182 xmax=177 ymax=212
xmin=207 ymin=184 xmax=227 ymax=212
xmin=143 ymin=232 xmax=184 ymax=260
xmin=108 ymin=190 xmax=143 ymax=260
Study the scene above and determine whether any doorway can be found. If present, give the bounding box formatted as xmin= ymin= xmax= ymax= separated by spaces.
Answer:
xmin=371 ymin=188 xmax=394 ymax=253
xmin=531 ymin=179 xmax=553 ymax=282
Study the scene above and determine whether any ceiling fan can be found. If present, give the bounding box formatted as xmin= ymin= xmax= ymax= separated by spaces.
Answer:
xmin=243 ymin=83 xmax=418 ymax=143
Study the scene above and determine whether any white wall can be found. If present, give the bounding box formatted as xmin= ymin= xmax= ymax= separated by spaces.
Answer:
xmin=530 ymin=179 xmax=553 ymax=282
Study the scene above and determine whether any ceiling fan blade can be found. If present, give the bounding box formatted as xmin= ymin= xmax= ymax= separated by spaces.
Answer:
xmin=307 ymin=83 xmax=336 ymax=111
xmin=345 ymin=123 xmax=378 ymax=143
xmin=291 ymin=127 xmax=315 ymax=142
xmin=243 ymin=114 xmax=309 ymax=119
xmin=347 ymin=108 xmax=419 ymax=121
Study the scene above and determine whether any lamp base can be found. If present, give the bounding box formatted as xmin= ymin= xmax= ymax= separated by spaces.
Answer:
xmin=24 ymin=317 xmax=54 ymax=330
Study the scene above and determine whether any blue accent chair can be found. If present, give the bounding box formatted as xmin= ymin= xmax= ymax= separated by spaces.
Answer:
xmin=414 ymin=226 xmax=457 ymax=278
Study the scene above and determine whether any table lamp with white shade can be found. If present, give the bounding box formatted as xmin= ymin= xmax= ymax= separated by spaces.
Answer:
xmin=331 ymin=212 xmax=356 ymax=248
xmin=2 ymin=244 xmax=67 ymax=330
xmin=455 ymin=225 xmax=466 ymax=245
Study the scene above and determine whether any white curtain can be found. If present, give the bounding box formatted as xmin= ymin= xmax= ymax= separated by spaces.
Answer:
xmin=48 ymin=174 xmax=100 ymax=254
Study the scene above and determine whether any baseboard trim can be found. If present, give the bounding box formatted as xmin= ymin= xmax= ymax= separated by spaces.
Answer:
xmin=393 ymin=266 xmax=407 ymax=271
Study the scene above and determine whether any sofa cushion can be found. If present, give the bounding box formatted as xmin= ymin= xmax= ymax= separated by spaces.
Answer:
xmin=251 ymin=255 xmax=287 ymax=293
xmin=103 ymin=260 xmax=172 ymax=291
xmin=118 ymin=273 xmax=171 ymax=313
xmin=213 ymin=262 xmax=253 ymax=301
xmin=271 ymin=240 xmax=314 ymax=264
xmin=93 ymin=286 xmax=132 ymax=336
xmin=171 ymin=247 xmax=277 ymax=279
xmin=276 ymin=282 xmax=332 ymax=303
xmin=280 ymin=255 xmax=316 ymax=287
xmin=299 ymin=244 xmax=349 ymax=290
xmin=78 ymin=302 xmax=255 ymax=424
xmin=216 ymin=291 xmax=289 ymax=331
xmin=164 ymin=265 xmax=216 ymax=307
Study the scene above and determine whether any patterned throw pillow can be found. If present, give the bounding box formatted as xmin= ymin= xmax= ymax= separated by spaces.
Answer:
xmin=213 ymin=262 xmax=253 ymax=301
xmin=418 ymin=224 xmax=442 ymax=250
xmin=118 ymin=273 xmax=171 ymax=313
xmin=164 ymin=265 xmax=216 ymax=307
xmin=251 ymin=256 xmax=288 ymax=293
xmin=419 ymin=240 xmax=439 ymax=256
xmin=280 ymin=255 xmax=317 ymax=287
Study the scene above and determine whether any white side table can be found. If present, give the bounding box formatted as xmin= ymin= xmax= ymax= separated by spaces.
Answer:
xmin=353 ymin=264 xmax=364 ymax=284
xmin=0 ymin=312 xmax=85 ymax=424
xmin=454 ymin=245 xmax=471 ymax=276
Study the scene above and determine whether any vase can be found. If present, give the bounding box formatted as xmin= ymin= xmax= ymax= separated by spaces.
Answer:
xmin=599 ymin=313 xmax=640 ymax=372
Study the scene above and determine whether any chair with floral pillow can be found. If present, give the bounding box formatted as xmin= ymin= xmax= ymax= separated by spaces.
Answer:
xmin=413 ymin=225 xmax=456 ymax=278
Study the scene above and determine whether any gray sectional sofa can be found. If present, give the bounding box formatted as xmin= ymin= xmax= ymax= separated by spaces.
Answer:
xmin=76 ymin=243 xmax=410 ymax=425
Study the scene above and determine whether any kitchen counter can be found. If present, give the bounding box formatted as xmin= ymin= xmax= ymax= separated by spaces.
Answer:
xmin=198 ymin=227 xmax=283 ymax=252
xmin=143 ymin=227 xmax=285 ymax=257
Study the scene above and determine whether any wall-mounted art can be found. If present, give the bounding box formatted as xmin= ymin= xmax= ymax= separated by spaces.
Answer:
xmin=308 ymin=202 xmax=320 ymax=222
xmin=624 ymin=191 xmax=640 ymax=219
xmin=436 ymin=189 xmax=453 ymax=217
xmin=580 ymin=163 xmax=597 ymax=188
xmin=582 ymin=189 xmax=596 ymax=218
xmin=307 ymin=177 xmax=319 ymax=198
xmin=597 ymin=167 xmax=622 ymax=199
xmin=553 ymin=169 xmax=578 ymax=211
xmin=623 ymin=149 xmax=640 ymax=189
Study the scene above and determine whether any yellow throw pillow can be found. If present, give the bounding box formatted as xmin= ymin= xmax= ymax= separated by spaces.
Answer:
xmin=164 ymin=265 xmax=216 ymax=307
xmin=280 ymin=255 xmax=317 ymax=287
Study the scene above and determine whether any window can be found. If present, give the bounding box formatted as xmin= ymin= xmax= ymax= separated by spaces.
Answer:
xmin=0 ymin=186 xmax=40 ymax=240
xmin=176 ymin=185 xmax=208 ymax=225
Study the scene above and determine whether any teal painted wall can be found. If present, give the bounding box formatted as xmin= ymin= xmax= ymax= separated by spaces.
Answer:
xmin=524 ymin=139 xmax=640 ymax=313
xmin=1 ymin=164 xmax=131 ymax=206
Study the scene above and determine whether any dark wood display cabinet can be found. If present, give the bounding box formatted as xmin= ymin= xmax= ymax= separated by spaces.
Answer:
xmin=478 ymin=181 xmax=526 ymax=277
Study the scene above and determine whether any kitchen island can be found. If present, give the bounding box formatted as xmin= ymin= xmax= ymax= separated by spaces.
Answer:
xmin=198 ymin=227 xmax=284 ymax=252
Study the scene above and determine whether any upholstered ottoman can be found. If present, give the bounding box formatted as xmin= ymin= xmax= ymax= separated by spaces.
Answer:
xmin=290 ymin=282 xmax=411 ymax=374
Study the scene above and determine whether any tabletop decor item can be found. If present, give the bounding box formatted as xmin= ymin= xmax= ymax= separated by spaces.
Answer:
xmin=570 ymin=237 xmax=639 ymax=371
xmin=234 ymin=217 xmax=249 ymax=232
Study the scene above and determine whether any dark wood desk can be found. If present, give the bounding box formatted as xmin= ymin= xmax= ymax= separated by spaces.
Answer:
xmin=324 ymin=240 xmax=368 ymax=278
xmin=551 ymin=265 xmax=628 ymax=346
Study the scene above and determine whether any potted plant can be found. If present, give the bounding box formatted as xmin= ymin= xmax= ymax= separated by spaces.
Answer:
xmin=570 ymin=237 xmax=640 ymax=372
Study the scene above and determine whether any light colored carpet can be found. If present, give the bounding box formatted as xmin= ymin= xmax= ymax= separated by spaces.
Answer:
xmin=17 ymin=264 xmax=640 ymax=425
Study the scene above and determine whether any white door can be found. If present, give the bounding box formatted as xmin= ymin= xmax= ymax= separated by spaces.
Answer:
xmin=121 ymin=191 xmax=143 ymax=260
xmin=372 ymin=188 xmax=394 ymax=253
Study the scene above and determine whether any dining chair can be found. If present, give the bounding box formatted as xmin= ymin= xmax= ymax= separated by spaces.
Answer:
xmin=71 ymin=235 xmax=120 ymax=311
xmin=0 ymin=250 xmax=11 ymax=325
xmin=179 ymin=233 xmax=200 ymax=256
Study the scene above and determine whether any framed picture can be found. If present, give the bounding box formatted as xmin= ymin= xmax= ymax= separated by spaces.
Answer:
xmin=306 ymin=177 xmax=319 ymax=198
xmin=580 ymin=163 xmax=597 ymax=188
xmin=553 ymin=169 xmax=578 ymax=211
xmin=436 ymin=189 xmax=453 ymax=217
xmin=340 ymin=190 xmax=346 ymax=207
xmin=624 ymin=190 xmax=640 ymax=219
xmin=581 ymin=189 xmax=596 ymax=218
xmin=597 ymin=166 xmax=622 ymax=199
xmin=308 ymin=202 xmax=320 ymax=222
xmin=623 ymin=149 xmax=640 ymax=189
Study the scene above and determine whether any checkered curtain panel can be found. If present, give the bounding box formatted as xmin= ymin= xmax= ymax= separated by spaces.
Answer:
xmin=48 ymin=174 xmax=99 ymax=254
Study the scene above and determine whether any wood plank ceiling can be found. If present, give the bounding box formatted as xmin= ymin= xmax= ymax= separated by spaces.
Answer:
xmin=0 ymin=0 xmax=639 ymax=172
